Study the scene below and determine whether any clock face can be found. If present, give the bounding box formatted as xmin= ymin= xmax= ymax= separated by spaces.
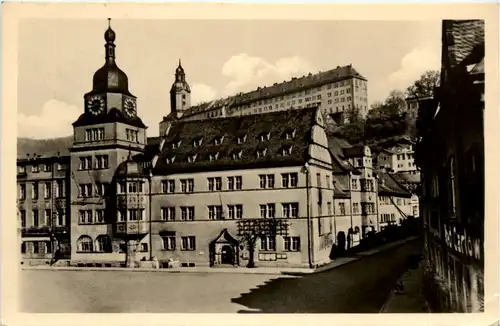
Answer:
xmin=124 ymin=98 xmax=136 ymax=118
xmin=87 ymin=95 xmax=105 ymax=115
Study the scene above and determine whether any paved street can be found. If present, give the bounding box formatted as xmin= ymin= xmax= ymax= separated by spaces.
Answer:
xmin=21 ymin=239 xmax=421 ymax=313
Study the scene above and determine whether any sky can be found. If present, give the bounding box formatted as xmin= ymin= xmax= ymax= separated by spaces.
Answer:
xmin=17 ymin=19 xmax=442 ymax=139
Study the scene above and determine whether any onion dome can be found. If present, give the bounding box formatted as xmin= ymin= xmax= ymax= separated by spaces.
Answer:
xmin=170 ymin=59 xmax=191 ymax=93
xmin=90 ymin=18 xmax=133 ymax=96
xmin=115 ymin=154 xmax=147 ymax=179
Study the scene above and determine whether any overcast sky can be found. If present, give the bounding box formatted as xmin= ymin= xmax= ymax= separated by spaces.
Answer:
xmin=18 ymin=19 xmax=442 ymax=139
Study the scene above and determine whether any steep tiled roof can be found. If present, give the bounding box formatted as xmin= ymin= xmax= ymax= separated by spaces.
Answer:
xmin=153 ymin=107 xmax=319 ymax=175
xmin=182 ymin=65 xmax=366 ymax=118
xmin=326 ymin=135 xmax=356 ymax=173
xmin=444 ymin=20 xmax=485 ymax=68
xmin=377 ymin=171 xmax=411 ymax=197
xmin=392 ymin=172 xmax=421 ymax=184
xmin=17 ymin=136 xmax=73 ymax=159
xmin=333 ymin=174 xmax=351 ymax=198
xmin=343 ymin=146 xmax=365 ymax=158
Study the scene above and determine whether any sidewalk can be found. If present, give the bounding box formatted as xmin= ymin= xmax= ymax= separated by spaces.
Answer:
xmin=379 ymin=259 xmax=431 ymax=313
xmin=23 ymin=236 xmax=419 ymax=276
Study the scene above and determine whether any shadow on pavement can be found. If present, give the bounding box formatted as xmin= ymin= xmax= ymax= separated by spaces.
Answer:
xmin=231 ymin=239 xmax=422 ymax=314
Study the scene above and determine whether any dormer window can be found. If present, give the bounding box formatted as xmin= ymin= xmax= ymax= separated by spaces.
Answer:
xmin=259 ymin=132 xmax=270 ymax=142
xmin=236 ymin=135 xmax=247 ymax=144
xmin=188 ymin=154 xmax=197 ymax=163
xmin=208 ymin=152 xmax=219 ymax=161
xmin=232 ymin=150 xmax=243 ymax=160
xmin=257 ymin=148 xmax=268 ymax=158
xmin=171 ymin=140 xmax=182 ymax=149
xmin=214 ymin=136 xmax=224 ymax=146
xmin=280 ymin=145 xmax=293 ymax=156
xmin=192 ymin=137 xmax=203 ymax=148
xmin=166 ymin=156 xmax=176 ymax=164
xmin=285 ymin=129 xmax=296 ymax=140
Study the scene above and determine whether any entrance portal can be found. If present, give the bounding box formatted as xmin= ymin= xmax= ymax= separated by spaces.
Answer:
xmin=221 ymin=245 xmax=234 ymax=265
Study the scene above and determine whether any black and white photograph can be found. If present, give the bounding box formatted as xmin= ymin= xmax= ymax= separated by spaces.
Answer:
xmin=1 ymin=2 xmax=498 ymax=325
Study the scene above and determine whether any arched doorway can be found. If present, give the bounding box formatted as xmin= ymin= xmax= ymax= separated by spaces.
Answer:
xmin=221 ymin=245 xmax=234 ymax=265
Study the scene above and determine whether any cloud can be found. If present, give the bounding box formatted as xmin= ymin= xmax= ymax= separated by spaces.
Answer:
xmin=190 ymin=83 xmax=218 ymax=105
xmin=387 ymin=46 xmax=441 ymax=89
xmin=18 ymin=99 xmax=80 ymax=139
xmin=220 ymin=53 xmax=315 ymax=96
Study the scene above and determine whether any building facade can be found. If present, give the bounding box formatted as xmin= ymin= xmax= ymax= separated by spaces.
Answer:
xmin=160 ymin=64 xmax=369 ymax=127
xmin=416 ymin=20 xmax=484 ymax=312
xmin=376 ymin=141 xmax=418 ymax=173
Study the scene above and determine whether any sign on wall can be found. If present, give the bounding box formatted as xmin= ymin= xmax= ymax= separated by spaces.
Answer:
xmin=444 ymin=224 xmax=482 ymax=261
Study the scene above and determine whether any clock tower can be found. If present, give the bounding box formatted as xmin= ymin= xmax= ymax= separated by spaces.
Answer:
xmin=170 ymin=59 xmax=191 ymax=118
xmin=69 ymin=19 xmax=148 ymax=263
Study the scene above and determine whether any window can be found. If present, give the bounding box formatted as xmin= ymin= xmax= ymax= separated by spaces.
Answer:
xmin=55 ymin=180 xmax=65 ymax=198
xmin=128 ymin=209 xmax=144 ymax=221
xmin=259 ymin=174 xmax=275 ymax=188
xmin=117 ymin=210 xmax=126 ymax=222
xmin=208 ymin=152 xmax=219 ymax=161
xmin=32 ymin=164 xmax=40 ymax=173
xmin=339 ymin=202 xmax=346 ymax=215
xmin=327 ymin=202 xmax=332 ymax=216
xmin=128 ymin=181 xmax=143 ymax=193
xmin=94 ymin=235 xmax=111 ymax=252
xmin=260 ymin=203 xmax=276 ymax=218
xmin=20 ymin=210 xmax=26 ymax=227
xmin=162 ymin=236 xmax=176 ymax=250
xmin=43 ymin=164 xmax=52 ymax=172
xmin=79 ymin=210 xmax=93 ymax=224
xmin=96 ymin=182 xmax=108 ymax=197
xmin=166 ymin=156 xmax=176 ymax=164
xmin=187 ymin=154 xmax=197 ymax=163
xmin=161 ymin=207 xmax=176 ymax=221
xmin=44 ymin=209 xmax=51 ymax=226
xmin=56 ymin=209 xmax=65 ymax=226
xmin=171 ymin=140 xmax=182 ymax=149
xmin=227 ymin=177 xmax=234 ymax=190
xmin=95 ymin=210 xmax=105 ymax=223
xmin=192 ymin=137 xmax=203 ymax=147
xmin=282 ymin=203 xmax=299 ymax=218
xmin=257 ymin=148 xmax=267 ymax=158
xmin=236 ymin=135 xmax=247 ymax=144
xmin=181 ymin=236 xmax=196 ymax=251
xmin=79 ymin=184 xmax=92 ymax=197
xmin=180 ymin=179 xmax=194 ymax=193
xmin=79 ymin=156 xmax=92 ymax=170
xmin=235 ymin=176 xmax=242 ymax=190
xmin=19 ymin=184 xmax=26 ymax=200
xmin=207 ymin=177 xmax=222 ymax=191
xmin=162 ymin=180 xmax=175 ymax=193
xmin=77 ymin=236 xmax=93 ymax=252
xmin=280 ymin=145 xmax=293 ymax=156
xmin=126 ymin=129 xmax=139 ymax=142
xmin=259 ymin=132 xmax=270 ymax=142
xmin=282 ymin=173 xmax=298 ymax=188
xmin=353 ymin=203 xmax=359 ymax=214
xmin=18 ymin=165 xmax=26 ymax=175
xmin=284 ymin=236 xmax=300 ymax=251
xmin=95 ymin=155 xmax=109 ymax=169
xmin=285 ymin=130 xmax=296 ymax=139
xmin=326 ymin=175 xmax=331 ymax=188
xmin=31 ymin=182 xmax=39 ymax=200
xmin=231 ymin=150 xmax=243 ymax=160
xmin=208 ymin=205 xmax=223 ymax=220
xmin=180 ymin=206 xmax=195 ymax=221
xmin=260 ymin=236 xmax=276 ymax=251
xmin=85 ymin=128 xmax=105 ymax=141
xmin=214 ymin=136 xmax=224 ymax=145
xmin=227 ymin=205 xmax=243 ymax=219
xmin=140 ymin=243 xmax=148 ymax=252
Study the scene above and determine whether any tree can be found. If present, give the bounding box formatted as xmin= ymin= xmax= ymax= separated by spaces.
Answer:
xmin=344 ymin=106 xmax=363 ymax=124
xmin=406 ymin=70 xmax=440 ymax=100
xmin=236 ymin=218 xmax=289 ymax=268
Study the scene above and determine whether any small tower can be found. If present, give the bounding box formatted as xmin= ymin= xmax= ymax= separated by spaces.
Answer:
xmin=170 ymin=59 xmax=191 ymax=118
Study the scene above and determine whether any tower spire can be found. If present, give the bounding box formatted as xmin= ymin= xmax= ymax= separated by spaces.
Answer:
xmin=104 ymin=18 xmax=116 ymax=63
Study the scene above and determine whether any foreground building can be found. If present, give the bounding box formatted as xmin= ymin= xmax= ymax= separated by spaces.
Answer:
xmin=416 ymin=20 xmax=484 ymax=312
